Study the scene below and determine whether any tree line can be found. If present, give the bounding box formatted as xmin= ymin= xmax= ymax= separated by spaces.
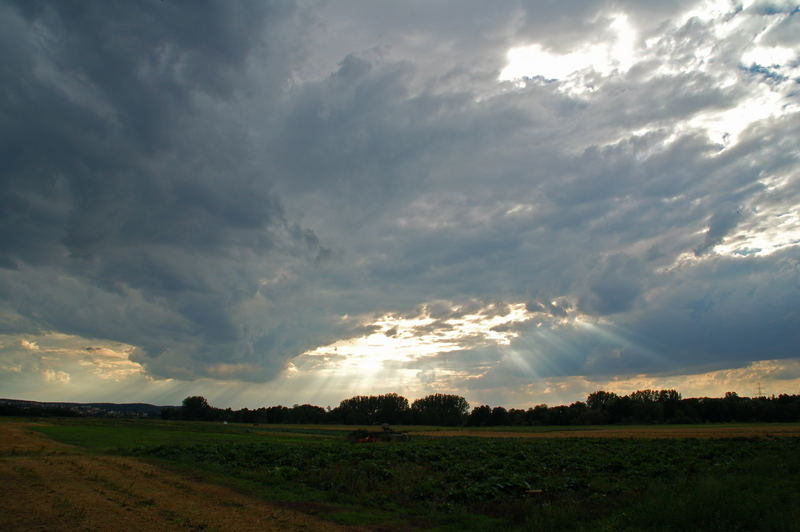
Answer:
xmin=164 ymin=392 xmax=472 ymax=426
xmin=165 ymin=390 xmax=800 ymax=425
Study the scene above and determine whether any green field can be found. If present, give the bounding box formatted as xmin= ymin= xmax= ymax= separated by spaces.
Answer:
xmin=28 ymin=419 xmax=800 ymax=530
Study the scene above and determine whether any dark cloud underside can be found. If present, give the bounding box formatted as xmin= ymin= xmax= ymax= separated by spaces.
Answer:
xmin=1 ymin=0 xmax=798 ymax=398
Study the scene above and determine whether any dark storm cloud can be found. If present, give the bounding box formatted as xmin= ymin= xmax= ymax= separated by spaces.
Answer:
xmin=579 ymin=253 xmax=646 ymax=315
xmin=631 ymin=249 xmax=800 ymax=364
xmin=1 ymin=0 xmax=799 ymax=394
xmin=0 ymin=0 xmax=344 ymax=380
xmin=1 ymin=0 xmax=290 ymax=263
xmin=694 ymin=205 xmax=744 ymax=256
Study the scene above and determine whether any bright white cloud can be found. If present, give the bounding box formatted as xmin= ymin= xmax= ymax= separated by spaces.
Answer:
xmin=742 ymin=45 xmax=797 ymax=67
xmin=295 ymin=302 xmax=534 ymax=374
xmin=714 ymin=196 xmax=800 ymax=257
xmin=678 ymin=0 xmax=754 ymax=26
xmin=499 ymin=14 xmax=636 ymax=87
xmin=687 ymin=93 xmax=796 ymax=148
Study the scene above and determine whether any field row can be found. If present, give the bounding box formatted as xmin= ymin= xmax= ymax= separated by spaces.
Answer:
xmin=15 ymin=418 xmax=800 ymax=530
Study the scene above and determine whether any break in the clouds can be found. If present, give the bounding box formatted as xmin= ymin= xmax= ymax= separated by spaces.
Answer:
xmin=1 ymin=0 xmax=798 ymax=408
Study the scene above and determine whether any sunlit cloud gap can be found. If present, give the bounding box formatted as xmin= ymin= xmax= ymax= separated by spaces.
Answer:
xmin=500 ymin=4 xmax=799 ymax=151
xmin=295 ymin=302 xmax=535 ymax=371
xmin=500 ymin=42 xmax=596 ymax=81
xmin=5 ymin=328 xmax=799 ymax=408
xmin=499 ymin=14 xmax=636 ymax=85
xmin=714 ymin=205 xmax=800 ymax=258
xmin=687 ymin=94 xmax=800 ymax=150
xmin=282 ymin=302 xmax=549 ymax=401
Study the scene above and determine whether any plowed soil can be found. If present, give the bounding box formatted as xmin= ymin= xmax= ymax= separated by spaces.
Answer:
xmin=0 ymin=422 xmax=355 ymax=531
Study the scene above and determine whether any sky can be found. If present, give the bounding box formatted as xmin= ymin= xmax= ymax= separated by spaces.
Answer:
xmin=1 ymin=0 xmax=799 ymax=409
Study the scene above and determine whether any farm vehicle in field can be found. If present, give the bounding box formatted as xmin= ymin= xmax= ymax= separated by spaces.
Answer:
xmin=348 ymin=424 xmax=409 ymax=443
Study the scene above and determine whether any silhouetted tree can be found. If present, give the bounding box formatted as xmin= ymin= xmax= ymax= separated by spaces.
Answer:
xmin=490 ymin=406 xmax=509 ymax=426
xmin=333 ymin=395 xmax=374 ymax=424
xmin=287 ymin=404 xmax=327 ymax=423
xmin=527 ymin=404 xmax=549 ymax=425
xmin=547 ymin=405 xmax=572 ymax=425
xmin=411 ymin=393 xmax=469 ymax=426
xmin=181 ymin=396 xmax=212 ymax=421
xmin=138 ymin=390 xmax=800 ymax=427
xmin=568 ymin=401 xmax=588 ymax=423
xmin=507 ymin=408 xmax=527 ymax=426
xmin=468 ymin=405 xmax=492 ymax=426
xmin=265 ymin=405 xmax=290 ymax=423
xmin=332 ymin=393 xmax=410 ymax=424
xmin=658 ymin=389 xmax=681 ymax=402
xmin=375 ymin=393 xmax=410 ymax=424
xmin=628 ymin=390 xmax=662 ymax=423
xmin=587 ymin=390 xmax=618 ymax=410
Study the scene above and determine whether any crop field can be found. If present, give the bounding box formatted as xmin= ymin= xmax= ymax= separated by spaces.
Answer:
xmin=2 ymin=418 xmax=800 ymax=530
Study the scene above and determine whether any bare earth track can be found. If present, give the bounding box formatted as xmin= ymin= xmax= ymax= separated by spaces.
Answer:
xmin=0 ymin=422 xmax=355 ymax=531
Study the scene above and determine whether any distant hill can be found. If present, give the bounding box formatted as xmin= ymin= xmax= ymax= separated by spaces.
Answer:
xmin=0 ymin=398 xmax=172 ymax=418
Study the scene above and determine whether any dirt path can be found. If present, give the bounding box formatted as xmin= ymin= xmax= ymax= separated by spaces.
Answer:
xmin=0 ymin=422 xmax=355 ymax=531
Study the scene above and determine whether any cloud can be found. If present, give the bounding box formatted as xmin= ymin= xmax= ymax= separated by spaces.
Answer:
xmin=0 ymin=1 xmax=342 ymax=381
xmin=0 ymin=0 xmax=798 ymax=407
xmin=694 ymin=204 xmax=744 ymax=256
xmin=44 ymin=369 xmax=70 ymax=384
xmin=579 ymin=253 xmax=646 ymax=315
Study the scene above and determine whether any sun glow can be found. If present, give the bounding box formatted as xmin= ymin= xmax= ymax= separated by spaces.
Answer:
xmin=499 ymin=14 xmax=636 ymax=91
xmin=713 ymin=208 xmax=800 ymax=257
xmin=292 ymin=302 xmax=535 ymax=377
xmin=685 ymin=84 xmax=799 ymax=149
